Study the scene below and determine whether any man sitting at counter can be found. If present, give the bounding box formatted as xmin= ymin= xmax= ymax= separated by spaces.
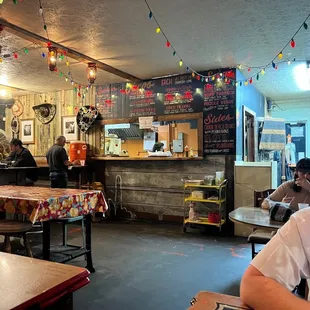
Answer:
xmin=3 ymin=138 xmax=38 ymax=185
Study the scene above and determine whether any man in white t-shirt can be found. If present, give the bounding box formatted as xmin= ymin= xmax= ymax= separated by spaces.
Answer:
xmin=240 ymin=208 xmax=310 ymax=310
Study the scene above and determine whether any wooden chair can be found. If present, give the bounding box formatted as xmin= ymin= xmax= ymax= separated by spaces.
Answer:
xmin=247 ymin=189 xmax=276 ymax=259
xmin=0 ymin=220 xmax=33 ymax=257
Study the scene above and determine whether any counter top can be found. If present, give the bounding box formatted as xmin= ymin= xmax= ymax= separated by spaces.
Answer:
xmin=91 ymin=156 xmax=203 ymax=161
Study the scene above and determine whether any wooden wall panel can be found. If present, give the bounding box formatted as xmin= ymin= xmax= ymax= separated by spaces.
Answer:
xmin=96 ymin=156 xmax=226 ymax=221
xmin=5 ymin=87 xmax=97 ymax=157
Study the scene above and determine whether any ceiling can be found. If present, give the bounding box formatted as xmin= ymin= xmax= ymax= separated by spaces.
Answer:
xmin=0 ymin=0 xmax=309 ymax=100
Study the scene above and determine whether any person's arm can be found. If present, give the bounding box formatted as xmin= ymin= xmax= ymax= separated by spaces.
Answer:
xmin=241 ymin=214 xmax=310 ymax=309
xmin=3 ymin=152 xmax=14 ymax=163
xmin=241 ymin=265 xmax=310 ymax=310
xmin=60 ymin=148 xmax=79 ymax=166
xmin=11 ymin=151 xmax=34 ymax=167
xmin=261 ymin=182 xmax=291 ymax=209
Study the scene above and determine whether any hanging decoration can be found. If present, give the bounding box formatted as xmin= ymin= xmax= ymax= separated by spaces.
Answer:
xmin=87 ymin=63 xmax=97 ymax=84
xmin=47 ymin=46 xmax=57 ymax=71
xmin=32 ymin=103 xmax=56 ymax=124
xmin=145 ymin=0 xmax=309 ymax=86
xmin=76 ymin=106 xmax=99 ymax=133
xmin=10 ymin=116 xmax=19 ymax=134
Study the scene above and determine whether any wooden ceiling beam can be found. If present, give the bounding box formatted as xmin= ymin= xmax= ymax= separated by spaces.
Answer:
xmin=0 ymin=18 xmax=142 ymax=83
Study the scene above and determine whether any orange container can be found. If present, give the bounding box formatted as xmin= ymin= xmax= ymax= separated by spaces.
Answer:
xmin=69 ymin=141 xmax=87 ymax=161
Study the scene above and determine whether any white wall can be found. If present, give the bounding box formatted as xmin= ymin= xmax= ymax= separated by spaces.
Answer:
xmin=270 ymin=98 xmax=310 ymax=157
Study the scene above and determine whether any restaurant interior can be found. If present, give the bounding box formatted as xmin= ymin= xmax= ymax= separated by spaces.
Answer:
xmin=0 ymin=0 xmax=309 ymax=309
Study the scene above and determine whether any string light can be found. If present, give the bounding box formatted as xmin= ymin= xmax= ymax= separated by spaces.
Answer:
xmin=166 ymin=41 xmax=171 ymax=48
xmin=145 ymin=0 xmax=309 ymax=87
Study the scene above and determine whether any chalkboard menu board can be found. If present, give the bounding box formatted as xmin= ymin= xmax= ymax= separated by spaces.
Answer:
xmin=155 ymin=74 xmax=203 ymax=115
xmin=126 ymin=80 xmax=157 ymax=117
xmin=203 ymin=73 xmax=236 ymax=156
xmin=95 ymin=68 xmax=237 ymax=156
xmin=95 ymin=84 xmax=124 ymax=119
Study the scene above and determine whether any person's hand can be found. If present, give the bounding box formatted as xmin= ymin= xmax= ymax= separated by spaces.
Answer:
xmin=281 ymin=194 xmax=295 ymax=204
xmin=295 ymin=178 xmax=310 ymax=191
xmin=73 ymin=159 xmax=81 ymax=166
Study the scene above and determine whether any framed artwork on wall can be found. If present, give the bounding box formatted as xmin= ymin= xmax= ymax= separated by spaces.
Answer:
xmin=62 ymin=116 xmax=79 ymax=141
xmin=20 ymin=119 xmax=35 ymax=144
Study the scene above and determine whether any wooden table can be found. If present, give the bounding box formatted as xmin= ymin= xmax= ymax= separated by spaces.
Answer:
xmin=188 ymin=291 xmax=251 ymax=309
xmin=229 ymin=207 xmax=283 ymax=230
xmin=0 ymin=252 xmax=90 ymax=310
xmin=0 ymin=185 xmax=108 ymax=272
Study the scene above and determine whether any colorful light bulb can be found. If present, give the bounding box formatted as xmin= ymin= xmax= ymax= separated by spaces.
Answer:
xmin=290 ymin=39 xmax=295 ymax=48
xmin=156 ymin=27 xmax=161 ymax=34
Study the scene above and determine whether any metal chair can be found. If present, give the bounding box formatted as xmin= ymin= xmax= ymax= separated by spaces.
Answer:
xmin=247 ymin=189 xmax=276 ymax=259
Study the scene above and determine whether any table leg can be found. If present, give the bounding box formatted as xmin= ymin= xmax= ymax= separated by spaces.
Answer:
xmin=43 ymin=221 xmax=51 ymax=261
xmin=85 ymin=213 xmax=95 ymax=273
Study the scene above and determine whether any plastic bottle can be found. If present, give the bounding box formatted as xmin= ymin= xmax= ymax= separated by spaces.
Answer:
xmin=189 ymin=203 xmax=195 ymax=220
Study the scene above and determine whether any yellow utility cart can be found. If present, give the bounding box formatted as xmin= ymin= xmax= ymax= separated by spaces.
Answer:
xmin=182 ymin=179 xmax=228 ymax=233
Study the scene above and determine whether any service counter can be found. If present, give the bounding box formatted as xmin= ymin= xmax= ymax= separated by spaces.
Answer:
xmin=90 ymin=155 xmax=231 ymax=223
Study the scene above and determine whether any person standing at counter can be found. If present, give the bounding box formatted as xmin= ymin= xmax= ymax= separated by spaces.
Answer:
xmin=152 ymin=142 xmax=164 ymax=152
xmin=4 ymin=138 xmax=38 ymax=185
xmin=46 ymin=136 xmax=79 ymax=188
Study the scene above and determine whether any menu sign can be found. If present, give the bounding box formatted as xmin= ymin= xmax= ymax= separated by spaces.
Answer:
xmin=95 ymin=84 xmax=123 ymax=119
xmin=203 ymin=78 xmax=236 ymax=156
xmin=127 ymin=81 xmax=157 ymax=117
xmin=155 ymin=74 xmax=203 ymax=115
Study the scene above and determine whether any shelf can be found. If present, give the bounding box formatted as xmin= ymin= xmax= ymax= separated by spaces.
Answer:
xmin=184 ymin=217 xmax=225 ymax=227
xmin=184 ymin=183 xmax=223 ymax=189
xmin=184 ymin=197 xmax=226 ymax=204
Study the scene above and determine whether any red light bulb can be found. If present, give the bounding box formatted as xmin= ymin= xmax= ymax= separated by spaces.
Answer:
xmin=166 ymin=41 xmax=171 ymax=48
xmin=290 ymin=39 xmax=295 ymax=48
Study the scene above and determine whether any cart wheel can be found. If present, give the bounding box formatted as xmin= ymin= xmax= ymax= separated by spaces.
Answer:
xmin=183 ymin=227 xmax=187 ymax=233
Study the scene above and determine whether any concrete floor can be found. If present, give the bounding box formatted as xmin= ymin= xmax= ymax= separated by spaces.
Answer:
xmin=2 ymin=220 xmax=252 ymax=309
xmin=65 ymin=221 xmax=251 ymax=310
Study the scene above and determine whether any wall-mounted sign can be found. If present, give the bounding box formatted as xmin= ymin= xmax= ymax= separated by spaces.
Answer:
xmin=139 ymin=116 xmax=154 ymax=129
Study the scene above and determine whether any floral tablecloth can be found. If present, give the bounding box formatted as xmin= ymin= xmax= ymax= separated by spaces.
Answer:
xmin=0 ymin=186 xmax=108 ymax=223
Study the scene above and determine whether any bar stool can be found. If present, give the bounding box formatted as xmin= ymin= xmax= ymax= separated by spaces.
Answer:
xmin=0 ymin=220 xmax=33 ymax=257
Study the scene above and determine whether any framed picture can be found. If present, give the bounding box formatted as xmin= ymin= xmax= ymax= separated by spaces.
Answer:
xmin=20 ymin=119 xmax=35 ymax=144
xmin=62 ymin=116 xmax=79 ymax=141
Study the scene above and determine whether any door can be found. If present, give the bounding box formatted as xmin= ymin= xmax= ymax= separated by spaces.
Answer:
xmin=243 ymin=107 xmax=256 ymax=162
xmin=285 ymin=122 xmax=306 ymax=162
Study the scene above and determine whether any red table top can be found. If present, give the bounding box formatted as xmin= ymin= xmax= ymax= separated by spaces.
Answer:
xmin=0 ymin=252 xmax=90 ymax=310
